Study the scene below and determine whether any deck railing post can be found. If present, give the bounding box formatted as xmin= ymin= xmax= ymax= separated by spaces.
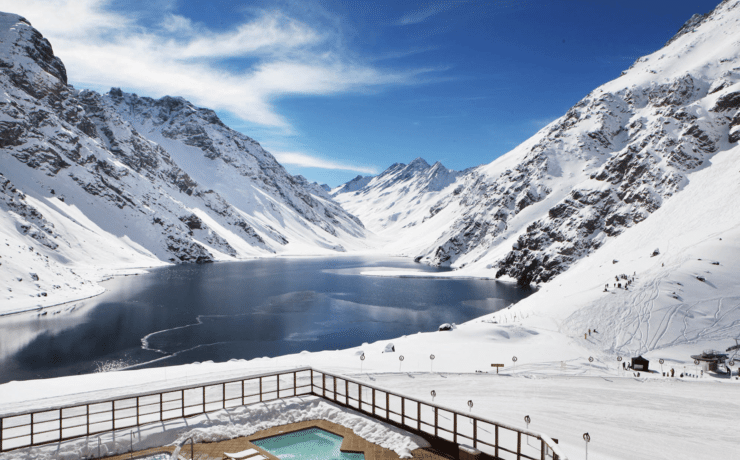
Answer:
xmin=0 ymin=416 xmax=3 ymax=452
xmin=372 ymin=389 xmax=376 ymax=415
xmin=434 ymin=407 xmax=438 ymax=437
xmin=259 ymin=377 xmax=263 ymax=402
xmin=181 ymin=390 xmax=185 ymax=418
xmin=59 ymin=408 xmax=62 ymax=441
xmin=453 ymin=413 xmax=457 ymax=443
xmin=417 ymin=402 xmax=420 ymax=431
xmin=385 ymin=393 xmax=389 ymax=419
xmin=401 ymin=397 xmax=405 ymax=426
xmin=334 ymin=376 xmax=338 ymax=401
xmin=473 ymin=419 xmax=477 ymax=448
xmin=277 ymin=374 xmax=280 ymax=399
xmin=495 ymin=425 xmax=499 ymax=459
xmin=31 ymin=412 xmax=34 ymax=446
xmin=322 ymin=374 xmax=327 ymax=398
xmin=310 ymin=369 xmax=314 ymax=394
xmin=359 ymin=384 xmax=363 ymax=410
xmin=541 ymin=438 xmax=545 ymax=460
xmin=159 ymin=394 xmax=163 ymax=422
xmin=517 ymin=431 xmax=522 ymax=460
xmin=242 ymin=380 xmax=245 ymax=406
xmin=136 ymin=397 xmax=140 ymax=426
xmin=203 ymin=386 xmax=206 ymax=413
xmin=294 ymin=372 xmax=297 ymax=397
xmin=345 ymin=380 xmax=349 ymax=406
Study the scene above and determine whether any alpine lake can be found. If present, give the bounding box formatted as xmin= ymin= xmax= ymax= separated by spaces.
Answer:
xmin=0 ymin=256 xmax=532 ymax=383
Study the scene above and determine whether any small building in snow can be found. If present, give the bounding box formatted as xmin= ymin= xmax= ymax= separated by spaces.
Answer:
xmin=691 ymin=350 xmax=728 ymax=372
xmin=631 ymin=356 xmax=649 ymax=371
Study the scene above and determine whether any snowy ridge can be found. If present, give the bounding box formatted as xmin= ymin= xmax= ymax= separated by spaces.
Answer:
xmin=332 ymin=158 xmax=464 ymax=254
xmin=385 ymin=0 xmax=740 ymax=289
xmin=0 ymin=13 xmax=367 ymax=314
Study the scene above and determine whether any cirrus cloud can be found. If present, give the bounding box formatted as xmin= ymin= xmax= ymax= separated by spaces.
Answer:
xmin=1 ymin=0 xmax=431 ymax=128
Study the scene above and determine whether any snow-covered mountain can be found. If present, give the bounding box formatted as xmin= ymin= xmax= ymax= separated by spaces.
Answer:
xmin=0 ymin=13 xmax=366 ymax=314
xmin=332 ymin=158 xmax=464 ymax=252
xmin=347 ymin=0 xmax=740 ymax=287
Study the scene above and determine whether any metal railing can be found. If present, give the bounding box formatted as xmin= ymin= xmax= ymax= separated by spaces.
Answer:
xmin=0 ymin=367 xmax=567 ymax=460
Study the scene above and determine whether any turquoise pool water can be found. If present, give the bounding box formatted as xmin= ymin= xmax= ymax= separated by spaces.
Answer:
xmin=252 ymin=427 xmax=365 ymax=460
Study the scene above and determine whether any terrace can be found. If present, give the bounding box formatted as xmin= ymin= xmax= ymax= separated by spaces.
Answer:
xmin=0 ymin=368 xmax=568 ymax=460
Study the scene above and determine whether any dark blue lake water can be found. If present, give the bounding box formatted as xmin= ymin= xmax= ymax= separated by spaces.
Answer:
xmin=0 ymin=256 xmax=531 ymax=383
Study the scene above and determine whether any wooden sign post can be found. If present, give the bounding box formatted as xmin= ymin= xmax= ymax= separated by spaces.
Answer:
xmin=491 ymin=364 xmax=504 ymax=374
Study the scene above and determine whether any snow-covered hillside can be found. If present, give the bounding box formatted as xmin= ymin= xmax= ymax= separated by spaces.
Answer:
xmin=0 ymin=13 xmax=368 ymax=314
xmin=353 ymin=0 xmax=740 ymax=289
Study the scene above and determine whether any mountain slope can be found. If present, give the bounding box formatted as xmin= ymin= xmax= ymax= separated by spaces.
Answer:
xmin=389 ymin=0 xmax=740 ymax=285
xmin=332 ymin=158 xmax=464 ymax=252
xmin=0 ymin=13 xmax=366 ymax=314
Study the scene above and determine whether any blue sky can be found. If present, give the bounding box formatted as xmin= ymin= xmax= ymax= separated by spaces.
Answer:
xmin=4 ymin=0 xmax=722 ymax=186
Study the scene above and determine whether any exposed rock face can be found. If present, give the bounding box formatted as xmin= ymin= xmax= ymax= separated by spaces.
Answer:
xmin=390 ymin=0 xmax=740 ymax=285
xmin=0 ymin=13 xmax=366 ymax=269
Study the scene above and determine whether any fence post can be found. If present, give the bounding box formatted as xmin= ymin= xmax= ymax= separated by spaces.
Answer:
xmin=334 ymin=376 xmax=338 ymax=401
xmin=386 ymin=392 xmax=389 ymax=419
xmin=323 ymin=374 xmax=327 ymax=398
xmin=453 ymin=413 xmax=457 ymax=444
xmin=242 ymin=380 xmax=245 ymax=406
xmin=203 ymin=386 xmax=206 ymax=413
xmin=359 ymin=384 xmax=363 ymax=410
xmin=260 ymin=377 xmax=263 ymax=402
xmin=31 ymin=412 xmax=34 ymax=446
xmin=59 ymin=408 xmax=62 ymax=441
xmin=181 ymin=390 xmax=185 ymax=418
xmin=277 ymin=374 xmax=280 ymax=399
xmin=113 ymin=401 xmax=116 ymax=431
xmin=310 ymin=369 xmax=314 ymax=394
xmin=541 ymin=438 xmax=545 ymax=460
xmin=473 ymin=419 xmax=477 ymax=448
xmin=495 ymin=425 xmax=499 ymax=459
xmin=417 ymin=402 xmax=420 ymax=431
xmin=346 ymin=380 xmax=349 ymax=406
xmin=159 ymin=394 xmax=163 ymax=422
xmin=0 ymin=416 xmax=3 ymax=452
xmin=517 ymin=432 xmax=522 ymax=460
xmin=294 ymin=372 xmax=297 ymax=397
xmin=401 ymin=397 xmax=405 ymax=425
xmin=136 ymin=397 xmax=140 ymax=426
xmin=372 ymin=389 xmax=376 ymax=415
xmin=434 ymin=407 xmax=438 ymax=437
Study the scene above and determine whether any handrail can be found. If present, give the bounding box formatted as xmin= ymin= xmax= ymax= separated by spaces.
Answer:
xmin=0 ymin=366 xmax=568 ymax=459
xmin=0 ymin=366 xmax=313 ymax=419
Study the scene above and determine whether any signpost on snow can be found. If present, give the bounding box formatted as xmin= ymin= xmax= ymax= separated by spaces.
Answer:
xmin=399 ymin=355 xmax=404 ymax=372
xmin=430 ymin=354 xmax=435 ymax=372
xmin=512 ymin=356 xmax=518 ymax=374
xmin=360 ymin=353 xmax=365 ymax=373
xmin=431 ymin=390 xmax=436 ymax=401
xmin=617 ymin=356 xmax=622 ymax=375
xmin=583 ymin=433 xmax=591 ymax=460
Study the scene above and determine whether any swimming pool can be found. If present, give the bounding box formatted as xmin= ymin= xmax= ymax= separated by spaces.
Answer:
xmin=252 ymin=427 xmax=365 ymax=460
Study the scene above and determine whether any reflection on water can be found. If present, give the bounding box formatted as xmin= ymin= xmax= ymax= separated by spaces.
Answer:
xmin=0 ymin=256 xmax=532 ymax=383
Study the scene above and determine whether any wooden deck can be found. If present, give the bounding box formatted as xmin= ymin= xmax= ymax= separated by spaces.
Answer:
xmin=104 ymin=419 xmax=453 ymax=460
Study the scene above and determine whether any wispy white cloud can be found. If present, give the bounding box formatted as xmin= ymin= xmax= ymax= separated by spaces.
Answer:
xmin=395 ymin=1 xmax=464 ymax=26
xmin=1 ymin=0 xmax=430 ymax=128
xmin=272 ymin=151 xmax=378 ymax=174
